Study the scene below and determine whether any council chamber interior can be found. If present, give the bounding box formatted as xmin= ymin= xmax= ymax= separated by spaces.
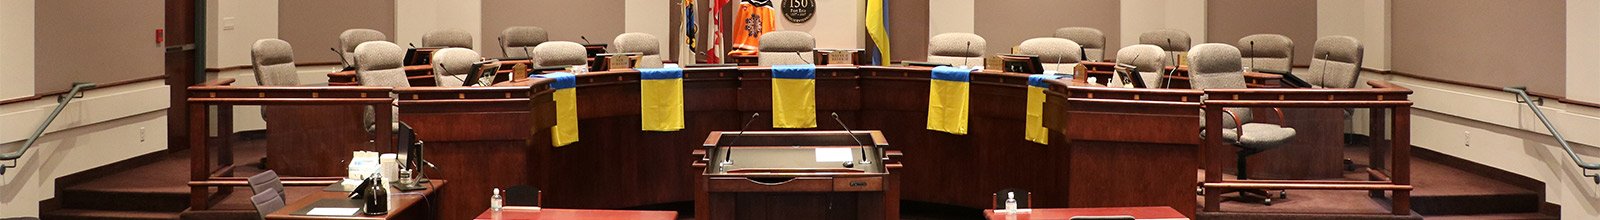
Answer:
xmin=0 ymin=0 xmax=1595 ymax=219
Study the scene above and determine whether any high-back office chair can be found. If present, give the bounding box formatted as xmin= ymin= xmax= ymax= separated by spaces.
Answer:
xmin=339 ymin=29 xmax=388 ymax=68
xmin=431 ymin=48 xmax=482 ymax=87
xmin=991 ymin=188 xmax=1033 ymax=209
xmin=757 ymin=31 xmax=817 ymax=66
xmin=354 ymin=41 xmax=407 ymax=131
xmin=530 ymin=41 xmax=588 ymax=68
xmin=504 ymin=185 xmax=542 ymax=207
xmin=613 ymin=33 xmax=665 ymax=68
xmin=927 ymin=33 xmax=987 ymax=67
xmin=1055 ymin=27 xmax=1105 ymax=61
xmin=1016 ymin=37 xmax=1082 ymax=73
xmin=422 ymin=29 xmax=473 ymax=49
xmin=1189 ymin=43 xmax=1297 ymax=205
xmin=251 ymin=188 xmax=286 ymax=219
xmin=1113 ymin=44 xmax=1167 ymax=88
xmin=247 ymin=170 xmax=287 ymax=201
xmin=499 ymin=26 xmax=549 ymax=59
xmin=1238 ymin=34 xmax=1293 ymax=74
xmin=1139 ymin=29 xmax=1191 ymax=67
xmin=250 ymin=39 xmax=300 ymax=86
xmin=1303 ymin=36 xmax=1364 ymax=89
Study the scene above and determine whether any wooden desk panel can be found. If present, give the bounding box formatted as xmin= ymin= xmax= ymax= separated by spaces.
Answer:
xmin=983 ymin=207 xmax=1188 ymax=220
xmin=473 ymin=207 xmax=678 ymax=220
xmin=266 ymin=180 xmax=445 ymax=220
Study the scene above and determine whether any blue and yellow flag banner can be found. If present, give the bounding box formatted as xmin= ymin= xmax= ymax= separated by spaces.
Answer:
xmin=537 ymin=73 xmax=579 ymax=147
xmin=1025 ymin=75 xmax=1063 ymax=144
xmin=771 ymin=64 xmax=817 ymax=128
xmin=865 ymin=0 xmax=891 ymax=65
xmin=927 ymin=66 xmax=971 ymax=135
xmin=640 ymin=68 xmax=685 ymax=131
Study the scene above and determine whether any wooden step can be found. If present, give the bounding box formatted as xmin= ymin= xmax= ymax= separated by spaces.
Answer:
xmin=41 ymin=209 xmax=180 ymax=220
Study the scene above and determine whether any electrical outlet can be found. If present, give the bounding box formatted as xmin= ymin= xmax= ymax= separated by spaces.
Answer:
xmin=139 ymin=127 xmax=146 ymax=142
xmin=1464 ymin=131 xmax=1471 ymax=147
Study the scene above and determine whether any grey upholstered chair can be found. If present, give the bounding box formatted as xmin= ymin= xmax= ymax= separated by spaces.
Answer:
xmin=1189 ymin=43 xmax=1296 ymax=205
xmin=613 ymin=33 xmax=665 ymax=68
xmin=422 ymin=29 xmax=473 ymax=49
xmin=1112 ymin=44 xmax=1167 ymax=88
xmin=499 ymin=26 xmax=549 ymax=59
xmin=1238 ymin=34 xmax=1293 ymax=74
xmin=1016 ymin=37 xmax=1081 ymax=73
xmin=927 ymin=33 xmax=987 ymax=67
xmin=1139 ymin=29 xmax=1191 ymax=67
xmin=339 ymin=29 xmax=387 ymax=68
xmin=757 ymin=31 xmax=817 ymax=66
xmin=354 ymin=41 xmax=406 ymax=131
xmin=250 ymin=39 xmax=300 ymax=86
xmin=1054 ymin=27 xmax=1105 ymax=61
xmin=1303 ymin=36 xmax=1364 ymax=89
xmin=531 ymin=41 xmax=588 ymax=67
xmin=431 ymin=48 xmax=483 ymax=87
xmin=246 ymin=170 xmax=286 ymax=201
xmin=251 ymin=188 xmax=286 ymax=219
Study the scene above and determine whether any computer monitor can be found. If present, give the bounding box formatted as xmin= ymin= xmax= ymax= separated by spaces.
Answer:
xmin=998 ymin=54 xmax=1044 ymax=74
xmin=462 ymin=60 xmax=501 ymax=87
xmin=1114 ymin=63 xmax=1148 ymax=88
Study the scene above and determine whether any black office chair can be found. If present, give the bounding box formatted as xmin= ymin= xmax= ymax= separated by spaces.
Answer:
xmin=505 ymin=185 xmax=541 ymax=207
xmin=991 ymin=188 xmax=1032 ymax=209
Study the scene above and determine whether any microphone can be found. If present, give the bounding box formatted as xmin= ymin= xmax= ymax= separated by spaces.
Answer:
xmin=409 ymin=43 xmax=417 ymax=49
xmin=1163 ymin=38 xmax=1178 ymax=88
xmin=1079 ymin=47 xmax=1088 ymax=62
xmin=497 ymin=36 xmax=508 ymax=58
xmin=580 ymin=36 xmax=592 ymax=45
xmin=330 ymin=48 xmax=351 ymax=68
xmin=720 ymin=113 xmax=760 ymax=166
xmin=963 ymin=41 xmax=974 ymax=68
xmin=438 ymin=63 xmax=469 ymax=86
xmin=830 ymin=112 xmax=870 ymax=166
xmin=795 ymin=51 xmax=812 ymax=65
xmin=1248 ymin=41 xmax=1256 ymax=71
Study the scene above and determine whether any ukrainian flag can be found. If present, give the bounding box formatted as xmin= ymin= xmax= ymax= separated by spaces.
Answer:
xmin=771 ymin=64 xmax=817 ymax=128
xmin=1025 ymin=75 xmax=1063 ymax=144
xmin=865 ymin=0 xmax=891 ymax=65
xmin=537 ymin=73 xmax=579 ymax=147
xmin=927 ymin=66 xmax=970 ymax=135
xmin=640 ymin=68 xmax=685 ymax=131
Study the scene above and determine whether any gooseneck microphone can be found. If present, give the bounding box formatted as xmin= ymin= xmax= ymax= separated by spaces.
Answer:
xmin=795 ymin=51 xmax=812 ymax=65
xmin=831 ymin=112 xmax=870 ymax=165
xmin=1163 ymin=38 xmax=1178 ymax=89
xmin=1248 ymin=41 xmax=1256 ymax=71
xmin=581 ymin=36 xmax=592 ymax=45
xmin=963 ymin=41 xmax=974 ymax=68
xmin=330 ymin=48 xmax=351 ymax=68
xmin=721 ymin=113 xmax=761 ymax=165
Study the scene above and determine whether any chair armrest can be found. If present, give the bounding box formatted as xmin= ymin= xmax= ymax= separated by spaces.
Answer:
xmin=201 ymin=78 xmax=237 ymax=86
xmin=1220 ymin=109 xmax=1245 ymax=137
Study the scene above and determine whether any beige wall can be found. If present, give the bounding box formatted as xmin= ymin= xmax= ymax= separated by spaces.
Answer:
xmin=976 ymin=0 xmax=1119 ymax=57
xmin=1317 ymin=0 xmax=1389 ymax=69
xmin=0 ymin=81 xmax=171 ymax=217
xmin=778 ymin=0 xmax=866 ymax=50
xmin=279 ymin=0 xmax=395 ymax=64
xmin=1392 ymin=0 xmax=1565 ymax=96
xmin=480 ymin=0 xmax=625 ymax=58
xmin=1567 ymin=0 xmax=1600 ymax=104
xmin=1207 ymin=0 xmax=1315 ymax=65
xmin=0 ymin=0 xmax=35 ymax=100
xmin=928 ymin=0 xmax=974 ymax=39
xmin=625 ymin=0 xmax=672 ymax=58
xmin=396 ymin=0 xmax=482 ymax=53
xmin=34 ymin=0 xmax=164 ymax=94
xmin=1120 ymin=0 xmax=1208 ymax=50
xmin=208 ymin=0 xmax=280 ymax=68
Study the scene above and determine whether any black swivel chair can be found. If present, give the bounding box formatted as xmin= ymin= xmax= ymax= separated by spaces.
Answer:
xmin=505 ymin=185 xmax=542 ymax=207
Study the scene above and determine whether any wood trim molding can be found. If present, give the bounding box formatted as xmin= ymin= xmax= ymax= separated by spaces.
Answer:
xmin=202 ymin=61 xmax=343 ymax=73
xmin=0 ymin=75 xmax=168 ymax=106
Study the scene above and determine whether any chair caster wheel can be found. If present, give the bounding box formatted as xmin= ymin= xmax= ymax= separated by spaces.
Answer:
xmin=1263 ymin=198 xmax=1273 ymax=206
xmin=1196 ymin=186 xmax=1204 ymax=195
xmin=1278 ymin=190 xmax=1288 ymax=199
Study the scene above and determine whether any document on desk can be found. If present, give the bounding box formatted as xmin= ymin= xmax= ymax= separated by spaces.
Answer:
xmin=815 ymin=148 xmax=853 ymax=162
xmin=305 ymin=207 xmax=360 ymax=216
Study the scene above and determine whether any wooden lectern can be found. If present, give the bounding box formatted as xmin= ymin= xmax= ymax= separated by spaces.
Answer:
xmin=693 ymin=131 xmax=902 ymax=220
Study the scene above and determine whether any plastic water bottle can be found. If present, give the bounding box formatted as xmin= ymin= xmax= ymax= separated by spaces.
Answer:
xmin=1004 ymin=192 xmax=1018 ymax=213
xmin=491 ymin=188 xmax=504 ymax=212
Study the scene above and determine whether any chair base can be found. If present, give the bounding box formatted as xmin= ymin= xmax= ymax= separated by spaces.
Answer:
xmin=1222 ymin=188 xmax=1288 ymax=206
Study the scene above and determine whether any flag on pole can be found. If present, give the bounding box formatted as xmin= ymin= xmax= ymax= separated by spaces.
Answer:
xmin=536 ymin=73 xmax=579 ymax=147
xmin=771 ymin=64 xmax=817 ymax=128
xmin=706 ymin=0 xmax=731 ymax=63
xmin=927 ymin=66 xmax=970 ymax=135
xmin=865 ymin=0 xmax=891 ymax=65
xmin=1025 ymin=75 xmax=1063 ymax=144
xmin=640 ymin=67 xmax=686 ymax=131
xmin=683 ymin=0 xmax=698 ymax=53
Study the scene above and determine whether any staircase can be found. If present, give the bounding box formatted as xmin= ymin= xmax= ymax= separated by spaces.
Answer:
xmin=41 ymin=137 xmax=267 ymax=220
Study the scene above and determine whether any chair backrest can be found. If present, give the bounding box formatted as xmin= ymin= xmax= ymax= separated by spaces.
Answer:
xmin=504 ymin=185 xmax=541 ymax=207
xmin=422 ymin=29 xmax=473 ymax=49
xmin=251 ymin=188 xmax=286 ymax=219
xmin=992 ymin=188 xmax=1032 ymax=209
xmin=1017 ymin=37 xmax=1082 ymax=73
xmin=531 ymin=41 xmax=588 ymax=67
xmin=354 ymin=41 xmax=409 ymax=88
xmin=1115 ymin=44 xmax=1167 ymax=88
xmin=431 ymin=48 xmax=481 ymax=87
xmin=1139 ymin=29 xmax=1190 ymax=67
xmin=613 ymin=32 xmax=664 ymax=68
xmin=928 ymin=33 xmax=987 ymax=66
xmin=1306 ymin=36 xmax=1364 ymax=88
xmin=1238 ymin=34 xmax=1293 ymax=74
xmin=500 ymin=26 xmax=549 ymax=58
xmin=1054 ymin=27 xmax=1105 ymax=61
xmin=758 ymin=31 xmax=816 ymax=66
xmin=250 ymin=39 xmax=300 ymax=86
xmin=246 ymin=170 xmax=285 ymax=201
xmin=340 ymin=29 xmax=387 ymax=67
xmin=1188 ymin=43 xmax=1253 ymax=126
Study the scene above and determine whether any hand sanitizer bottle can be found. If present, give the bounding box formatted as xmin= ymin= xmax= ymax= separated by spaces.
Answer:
xmin=491 ymin=188 xmax=504 ymax=212
xmin=1004 ymin=192 xmax=1019 ymax=213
